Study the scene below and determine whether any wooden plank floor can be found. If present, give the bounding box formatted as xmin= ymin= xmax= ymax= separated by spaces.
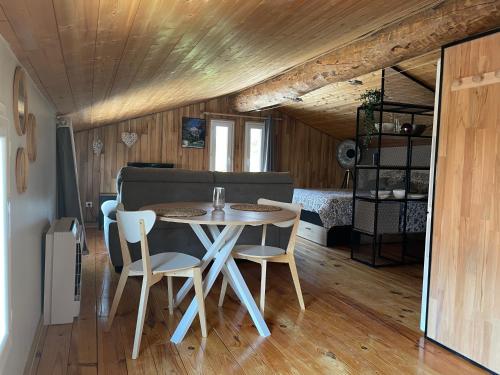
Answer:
xmin=34 ymin=228 xmax=486 ymax=374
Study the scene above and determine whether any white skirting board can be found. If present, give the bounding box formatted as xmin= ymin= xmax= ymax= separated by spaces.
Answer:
xmin=23 ymin=315 xmax=47 ymax=375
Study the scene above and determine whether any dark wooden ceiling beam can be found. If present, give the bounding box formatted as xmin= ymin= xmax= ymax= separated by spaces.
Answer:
xmin=232 ymin=0 xmax=500 ymax=112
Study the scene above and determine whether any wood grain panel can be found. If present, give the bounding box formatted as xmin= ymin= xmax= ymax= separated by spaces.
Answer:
xmin=280 ymin=59 xmax=438 ymax=139
xmin=427 ymin=31 xmax=500 ymax=373
xmin=232 ymin=0 xmax=499 ymax=112
xmin=53 ymin=0 xmax=99 ymax=112
xmin=74 ymin=96 xmax=343 ymax=222
xmin=35 ymin=228 xmax=485 ymax=374
xmin=396 ymin=50 xmax=440 ymax=89
xmin=0 ymin=0 xmax=74 ymax=111
xmin=0 ymin=0 xmax=443 ymax=130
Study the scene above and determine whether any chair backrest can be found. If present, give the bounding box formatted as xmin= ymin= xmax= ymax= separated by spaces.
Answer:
xmin=116 ymin=210 xmax=156 ymax=273
xmin=101 ymin=199 xmax=118 ymax=217
xmin=257 ymin=198 xmax=302 ymax=254
xmin=258 ymin=198 xmax=302 ymax=228
xmin=116 ymin=210 xmax=156 ymax=243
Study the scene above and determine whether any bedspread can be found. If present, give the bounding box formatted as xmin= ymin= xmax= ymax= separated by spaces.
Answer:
xmin=292 ymin=188 xmax=353 ymax=229
xmin=293 ymin=188 xmax=427 ymax=233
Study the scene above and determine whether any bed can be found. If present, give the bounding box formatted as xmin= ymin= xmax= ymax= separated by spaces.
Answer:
xmin=293 ymin=188 xmax=427 ymax=247
xmin=293 ymin=188 xmax=353 ymax=246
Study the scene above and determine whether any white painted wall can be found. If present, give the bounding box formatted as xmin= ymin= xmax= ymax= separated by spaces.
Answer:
xmin=0 ymin=35 xmax=56 ymax=374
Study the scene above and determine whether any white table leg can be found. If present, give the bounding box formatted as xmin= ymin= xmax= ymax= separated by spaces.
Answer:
xmin=220 ymin=264 xmax=244 ymax=304
xmin=224 ymin=256 xmax=271 ymax=337
xmin=206 ymin=225 xmax=246 ymax=303
xmin=207 ymin=225 xmax=246 ymax=303
xmin=207 ymin=225 xmax=221 ymax=241
xmin=174 ymin=225 xmax=236 ymax=306
xmin=190 ymin=223 xmax=213 ymax=250
xmin=171 ymin=225 xmax=245 ymax=343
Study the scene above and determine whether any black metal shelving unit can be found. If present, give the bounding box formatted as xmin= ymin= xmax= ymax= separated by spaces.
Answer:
xmin=351 ymin=71 xmax=434 ymax=267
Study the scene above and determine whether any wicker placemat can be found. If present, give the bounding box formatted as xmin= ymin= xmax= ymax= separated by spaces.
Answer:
xmin=230 ymin=204 xmax=282 ymax=212
xmin=155 ymin=207 xmax=207 ymax=217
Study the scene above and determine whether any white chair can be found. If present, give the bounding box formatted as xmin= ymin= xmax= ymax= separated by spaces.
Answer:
xmin=106 ymin=209 xmax=207 ymax=359
xmin=219 ymin=198 xmax=305 ymax=314
xmin=101 ymin=199 xmax=118 ymax=253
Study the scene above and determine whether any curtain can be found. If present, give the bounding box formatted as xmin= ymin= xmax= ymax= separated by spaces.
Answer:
xmin=56 ymin=119 xmax=87 ymax=252
xmin=262 ymin=115 xmax=276 ymax=172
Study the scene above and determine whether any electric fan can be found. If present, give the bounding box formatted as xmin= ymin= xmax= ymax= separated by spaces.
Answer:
xmin=336 ymin=140 xmax=359 ymax=189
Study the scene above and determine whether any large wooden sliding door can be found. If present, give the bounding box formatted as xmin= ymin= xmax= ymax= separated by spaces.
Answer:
xmin=427 ymin=31 xmax=500 ymax=373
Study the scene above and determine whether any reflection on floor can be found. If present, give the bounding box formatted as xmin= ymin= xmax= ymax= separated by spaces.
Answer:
xmin=34 ymin=229 xmax=484 ymax=374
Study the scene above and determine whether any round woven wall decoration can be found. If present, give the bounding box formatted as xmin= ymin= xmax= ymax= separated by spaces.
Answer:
xmin=26 ymin=113 xmax=37 ymax=161
xmin=15 ymin=147 xmax=28 ymax=193
xmin=13 ymin=66 xmax=28 ymax=136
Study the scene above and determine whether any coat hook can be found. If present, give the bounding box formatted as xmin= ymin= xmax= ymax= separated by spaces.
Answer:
xmin=472 ymin=74 xmax=483 ymax=83
xmin=452 ymin=78 xmax=462 ymax=88
xmin=451 ymin=71 xmax=500 ymax=92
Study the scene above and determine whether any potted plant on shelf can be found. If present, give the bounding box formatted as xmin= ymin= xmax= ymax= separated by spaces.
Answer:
xmin=359 ymin=88 xmax=382 ymax=148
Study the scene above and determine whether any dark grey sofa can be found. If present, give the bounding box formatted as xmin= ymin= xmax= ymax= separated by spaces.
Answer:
xmin=105 ymin=167 xmax=294 ymax=270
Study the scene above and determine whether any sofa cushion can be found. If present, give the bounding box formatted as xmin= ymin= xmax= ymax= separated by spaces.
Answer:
xmin=121 ymin=167 xmax=213 ymax=183
xmin=106 ymin=167 xmax=295 ymax=268
xmin=213 ymin=171 xmax=293 ymax=184
xmin=120 ymin=168 xmax=215 ymax=210
xmin=214 ymin=172 xmax=293 ymax=205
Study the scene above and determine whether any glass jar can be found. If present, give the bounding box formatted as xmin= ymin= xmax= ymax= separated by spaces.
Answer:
xmin=212 ymin=187 xmax=225 ymax=210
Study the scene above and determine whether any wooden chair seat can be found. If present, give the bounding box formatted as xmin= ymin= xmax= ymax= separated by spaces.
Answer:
xmin=106 ymin=209 xmax=207 ymax=359
xmin=219 ymin=198 xmax=305 ymax=314
xmin=129 ymin=252 xmax=200 ymax=275
xmin=233 ymin=245 xmax=285 ymax=259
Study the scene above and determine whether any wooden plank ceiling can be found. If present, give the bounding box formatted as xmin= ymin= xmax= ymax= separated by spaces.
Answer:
xmin=279 ymin=51 xmax=439 ymax=139
xmin=0 ymin=0 xmax=443 ymax=133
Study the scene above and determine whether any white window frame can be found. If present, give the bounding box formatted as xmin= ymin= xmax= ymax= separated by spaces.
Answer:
xmin=244 ymin=121 xmax=266 ymax=172
xmin=209 ymin=119 xmax=235 ymax=172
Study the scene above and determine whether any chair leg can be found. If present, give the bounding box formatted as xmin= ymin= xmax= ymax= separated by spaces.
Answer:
xmin=167 ymin=276 xmax=174 ymax=315
xmin=106 ymin=267 xmax=129 ymax=331
xmin=132 ymin=277 xmax=151 ymax=359
xmin=218 ymin=276 xmax=228 ymax=307
xmin=193 ymin=268 xmax=207 ymax=337
xmin=288 ymin=256 xmax=305 ymax=310
xmin=260 ymin=260 xmax=267 ymax=314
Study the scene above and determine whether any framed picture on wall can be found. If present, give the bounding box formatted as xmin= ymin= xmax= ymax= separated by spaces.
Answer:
xmin=181 ymin=117 xmax=206 ymax=148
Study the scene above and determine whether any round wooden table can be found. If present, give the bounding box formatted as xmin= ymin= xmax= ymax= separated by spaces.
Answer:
xmin=141 ymin=201 xmax=297 ymax=343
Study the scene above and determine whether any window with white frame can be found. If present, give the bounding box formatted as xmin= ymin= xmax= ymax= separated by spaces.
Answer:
xmin=0 ymin=135 xmax=7 ymax=355
xmin=244 ymin=121 xmax=266 ymax=172
xmin=209 ymin=119 xmax=235 ymax=172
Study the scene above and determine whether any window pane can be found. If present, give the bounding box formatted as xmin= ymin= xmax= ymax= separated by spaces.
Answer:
xmin=249 ymin=128 xmax=263 ymax=172
xmin=215 ymin=126 xmax=229 ymax=172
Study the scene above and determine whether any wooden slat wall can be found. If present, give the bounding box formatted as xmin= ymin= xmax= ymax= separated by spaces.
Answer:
xmin=427 ymin=31 xmax=500 ymax=373
xmin=74 ymin=96 xmax=343 ymax=222
xmin=276 ymin=112 xmax=342 ymax=189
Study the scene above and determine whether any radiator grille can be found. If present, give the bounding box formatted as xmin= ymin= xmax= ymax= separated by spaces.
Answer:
xmin=74 ymin=242 xmax=82 ymax=301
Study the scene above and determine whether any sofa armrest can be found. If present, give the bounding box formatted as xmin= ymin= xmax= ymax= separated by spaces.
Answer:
xmin=103 ymin=215 xmax=115 ymax=251
xmin=107 ymin=222 xmax=125 ymax=267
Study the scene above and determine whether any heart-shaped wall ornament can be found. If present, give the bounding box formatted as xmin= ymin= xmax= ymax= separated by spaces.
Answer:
xmin=121 ymin=132 xmax=138 ymax=148
xmin=92 ymin=139 xmax=103 ymax=155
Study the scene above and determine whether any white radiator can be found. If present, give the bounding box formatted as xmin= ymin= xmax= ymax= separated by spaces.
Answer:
xmin=43 ymin=217 xmax=82 ymax=325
